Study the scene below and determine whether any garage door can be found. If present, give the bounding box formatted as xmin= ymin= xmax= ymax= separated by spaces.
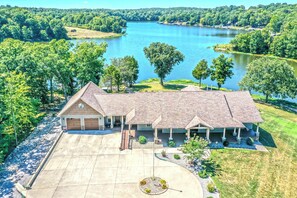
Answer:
xmin=67 ymin=118 xmax=81 ymax=130
xmin=85 ymin=118 xmax=99 ymax=130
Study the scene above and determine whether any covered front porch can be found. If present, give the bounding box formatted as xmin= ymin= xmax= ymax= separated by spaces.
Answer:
xmin=131 ymin=123 xmax=261 ymax=149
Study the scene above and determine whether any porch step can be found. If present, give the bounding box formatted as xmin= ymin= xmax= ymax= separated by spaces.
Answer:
xmin=120 ymin=130 xmax=131 ymax=150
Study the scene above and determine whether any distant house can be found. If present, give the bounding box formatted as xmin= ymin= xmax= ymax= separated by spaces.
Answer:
xmin=58 ymin=82 xmax=263 ymax=142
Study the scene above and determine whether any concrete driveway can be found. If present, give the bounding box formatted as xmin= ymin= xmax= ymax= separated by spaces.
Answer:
xmin=27 ymin=131 xmax=203 ymax=198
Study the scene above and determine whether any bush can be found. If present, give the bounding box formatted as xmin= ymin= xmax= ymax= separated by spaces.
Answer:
xmin=246 ymin=137 xmax=254 ymax=146
xmin=174 ymin=154 xmax=181 ymax=160
xmin=140 ymin=180 xmax=146 ymax=185
xmin=198 ymin=170 xmax=209 ymax=178
xmin=168 ymin=140 xmax=176 ymax=147
xmin=223 ymin=140 xmax=229 ymax=147
xmin=207 ymin=182 xmax=216 ymax=193
xmin=161 ymin=150 xmax=167 ymax=157
xmin=139 ymin=136 xmax=147 ymax=144
xmin=162 ymin=184 xmax=168 ymax=189
xmin=160 ymin=179 xmax=166 ymax=185
xmin=145 ymin=188 xmax=151 ymax=194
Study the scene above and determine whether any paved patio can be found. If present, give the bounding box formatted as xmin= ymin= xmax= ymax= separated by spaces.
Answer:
xmin=27 ymin=131 xmax=203 ymax=198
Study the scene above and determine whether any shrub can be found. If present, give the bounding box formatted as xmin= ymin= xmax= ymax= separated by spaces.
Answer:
xmin=145 ymin=188 xmax=151 ymax=194
xmin=140 ymin=180 xmax=146 ymax=185
xmin=223 ymin=140 xmax=229 ymax=147
xmin=161 ymin=150 xmax=167 ymax=157
xmin=207 ymin=182 xmax=216 ymax=193
xmin=198 ymin=170 xmax=209 ymax=178
xmin=160 ymin=179 xmax=167 ymax=185
xmin=168 ymin=140 xmax=176 ymax=147
xmin=246 ymin=137 xmax=254 ymax=146
xmin=162 ymin=184 xmax=168 ymax=189
xmin=174 ymin=154 xmax=181 ymax=160
xmin=139 ymin=136 xmax=147 ymax=144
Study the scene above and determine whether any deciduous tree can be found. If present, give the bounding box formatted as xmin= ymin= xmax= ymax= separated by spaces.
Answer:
xmin=192 ymin=59 xmax=210 ymax=87
xmin=239 ymin=57 xmax=297 ymax=102
xmin=210 ymin=55 xmax=234 ymax=89
xmin=144 ymin=42 xmax=184 ymax=86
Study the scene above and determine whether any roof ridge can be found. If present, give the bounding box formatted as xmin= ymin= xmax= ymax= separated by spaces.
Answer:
xmin=223 ymin=94 xmax=234 ymax=118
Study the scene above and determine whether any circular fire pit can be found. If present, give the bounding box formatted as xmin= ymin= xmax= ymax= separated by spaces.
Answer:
xmin=139 ymin=177 xmax=168 ymax=195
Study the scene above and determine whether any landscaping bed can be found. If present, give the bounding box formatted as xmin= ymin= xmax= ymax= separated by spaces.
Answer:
xmin=139 ymin=177 xmax=168 ymax=195
xmin=156 ymin=151 xmax=220 ymax=198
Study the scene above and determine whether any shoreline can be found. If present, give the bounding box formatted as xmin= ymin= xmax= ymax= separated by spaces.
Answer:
xmin=158 ymin=21 xmax=260 ymax=31
xmin=213 ymin=44 xmax=297 ymax=63
xmin=65 ymin=26 xmax=122 ymax=39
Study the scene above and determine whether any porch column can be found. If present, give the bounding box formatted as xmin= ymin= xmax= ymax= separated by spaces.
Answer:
xmin=81 ymin=117 xmax=85 ymax=130
xmin=121 ymin=116 xmax=124 ymax=131
xmin=169 ymin=128 xmax=173 ymax=140
xmin=206 ymin=128 xmax=210 ymax=141
xmin=187 ymin=129 xmax=190 ymax=139
xmin=128 ymin=124 xmax=131 ymax=133
xmin=237 ymin=128 xmax=241 ymax=143
xmin=256 ymin=123 xmax=260 ymax=141
xmin=154 ymin=128 xmax=158 ymax=140
xmin=102 ymin=116 xmax=105 ymax=130
xmin=233 ymin=128 xmax=237 ymax=136
xmin=222 ymin=128 xmax=226 ymax=142
xmin=110 ymin=116 xmax=113 ymax=128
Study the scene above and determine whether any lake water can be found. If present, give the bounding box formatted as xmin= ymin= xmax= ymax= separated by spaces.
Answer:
xmin=71 ymin=22 xmax=297 ymax=99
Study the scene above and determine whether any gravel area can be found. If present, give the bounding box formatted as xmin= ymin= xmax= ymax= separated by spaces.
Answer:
xmin=0 ymin=116 xmax=62 ymax=198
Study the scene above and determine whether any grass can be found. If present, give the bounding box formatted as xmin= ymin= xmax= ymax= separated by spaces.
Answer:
xmin=65 ymin=26 xmax=122 ymax=39
xmin=132 ymin=78 xmax=229 ymax=92
xmin=211 ymin=103 xmax=297 ymax=198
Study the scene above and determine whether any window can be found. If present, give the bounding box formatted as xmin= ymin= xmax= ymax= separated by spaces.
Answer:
xmin=146 ymin=124 xmax=151 ymax=127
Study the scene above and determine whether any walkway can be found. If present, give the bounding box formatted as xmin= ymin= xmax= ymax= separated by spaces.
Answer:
xmin=27 ymin=132 xmax=203 ymax=198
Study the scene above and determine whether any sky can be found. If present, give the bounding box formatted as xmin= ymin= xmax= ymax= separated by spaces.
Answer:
xmin=0 ymin=0 xmax=295 ymax=9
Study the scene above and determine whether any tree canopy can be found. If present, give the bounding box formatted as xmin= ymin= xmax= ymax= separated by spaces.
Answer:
xmin=210 ymin=54 xmax=234 ymax=89
xmin=144 ymin=42 xmax=184 ymax=85
xmin=192 ymin=59 xmax=211 ymax=87
xmin=239 ymin=57 xmax=297 ymax=102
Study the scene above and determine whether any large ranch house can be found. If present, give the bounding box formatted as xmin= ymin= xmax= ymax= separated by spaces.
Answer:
xmin=58 ymin=82 xmax=263 ymax=148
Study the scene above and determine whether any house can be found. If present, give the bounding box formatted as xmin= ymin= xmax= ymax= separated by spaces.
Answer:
xmin=58 ymin=82 xmax=263 ymax=142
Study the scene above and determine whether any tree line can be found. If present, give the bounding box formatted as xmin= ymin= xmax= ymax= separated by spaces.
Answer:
xmin=0 ymin=7 xmax=68 ymax=42
xmin=62 ymin=13 xmax=126 ymax=34
xmin=230 ymin=11 xmax=297 ymax=59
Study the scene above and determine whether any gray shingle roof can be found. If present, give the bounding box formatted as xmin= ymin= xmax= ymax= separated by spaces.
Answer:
xmin=59 ymin=83 xmax=263 ymax=129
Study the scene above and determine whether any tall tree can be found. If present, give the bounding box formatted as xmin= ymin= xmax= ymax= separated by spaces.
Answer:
xmin=111 ymin=56 xmax=139 ymax=87
xmin=192 ymin=59 xmax=210 ymax=87
xmin=210 ymin=54 xmax=234 ymax=89
xmin=144 ymin=42 xmax=184 ymax=86
xmin=72 ymin=42 xmax=107 ymax=87
xmin=2 ymin=72 xmax=37 ymax=146
xmin=239 ymin=57 xmax=297 ymax=102
xmin=113 ymin=68 xmax=123 ymax=92
xmin=102 ymin=65 xmax=116 ymax=92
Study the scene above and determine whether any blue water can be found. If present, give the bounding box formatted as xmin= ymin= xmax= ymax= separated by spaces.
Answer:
xmin=71 ymin=22 xmax=297 ymax=101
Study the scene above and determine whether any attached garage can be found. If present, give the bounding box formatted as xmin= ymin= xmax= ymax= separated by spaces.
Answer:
xmin=85 ymin=118 xmax=99 ymax=130
xmin=67 ymin=118 xmax=81 ymax=130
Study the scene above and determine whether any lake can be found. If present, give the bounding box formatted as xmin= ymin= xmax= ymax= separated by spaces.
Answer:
xmin=71 ymin=22 xmax=297 ymax=96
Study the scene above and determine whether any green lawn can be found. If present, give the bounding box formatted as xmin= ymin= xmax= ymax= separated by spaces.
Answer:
xmin=211 ymin=103 xmax=297 ymax=198
xmin=133 ymin=78 xmax=297 ymax=198
xmin=132 ymin=78 xmax=229 ymax=92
